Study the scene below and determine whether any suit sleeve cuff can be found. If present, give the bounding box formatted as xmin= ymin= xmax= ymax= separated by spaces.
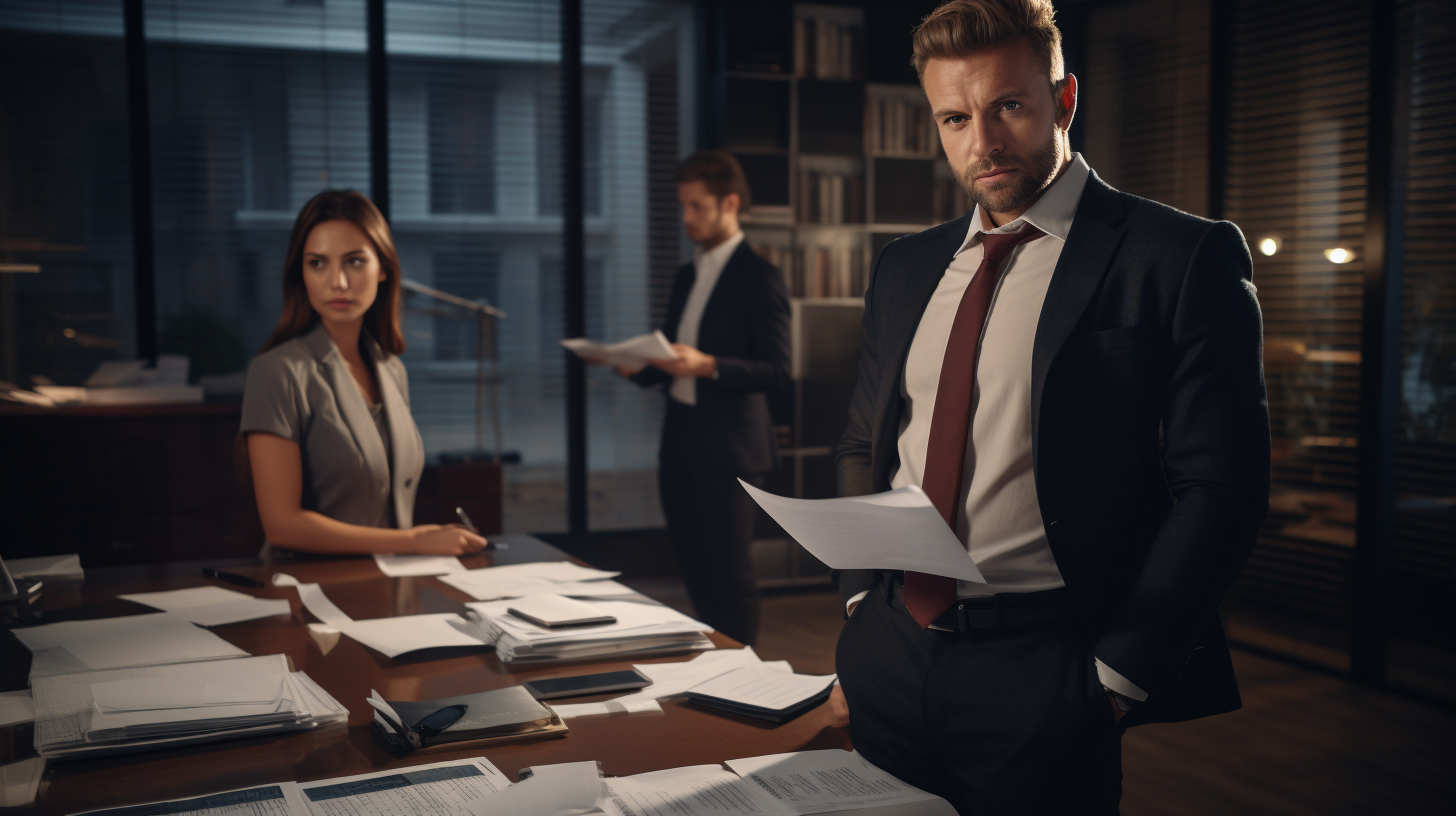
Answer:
xmin=1095 ymin=658 xmax=1148 ymax=701
xmin=846 ymin=590 xmax=869 ymax=614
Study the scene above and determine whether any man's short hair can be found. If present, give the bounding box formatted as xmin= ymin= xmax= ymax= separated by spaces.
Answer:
xmin=676 ymin=150 xmax=752 ymax=211
xmin=911 ymin=0 xmax=1065 ymax=88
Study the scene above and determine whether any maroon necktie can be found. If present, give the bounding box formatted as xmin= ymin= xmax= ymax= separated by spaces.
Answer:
xmin=902 ymin=225 xmax=1045 ymax=628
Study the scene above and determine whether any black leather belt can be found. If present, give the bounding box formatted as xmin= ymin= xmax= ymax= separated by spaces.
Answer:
xmin=889 ymin=580 xmax=1076 ymax=632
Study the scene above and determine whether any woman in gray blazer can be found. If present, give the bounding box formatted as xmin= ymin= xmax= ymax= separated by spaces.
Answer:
xmin=240 ymin=191 xmax=487 ymax=555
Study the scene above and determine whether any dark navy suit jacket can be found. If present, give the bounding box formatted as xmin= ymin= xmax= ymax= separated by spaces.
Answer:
xmin=834 ymin=172 xmax=1271 ymax=727
xmin=634 ymin=240 xmax=792 ymax=476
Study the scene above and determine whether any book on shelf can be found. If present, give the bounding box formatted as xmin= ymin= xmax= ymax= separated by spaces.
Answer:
xmin=796 ymin=170 xmax=864 ymax=224
xmin=867 ymin=96 xmax=938 ymax=156
xmin=793 ymin=14 xmax=861 ymax=80
xmin=754 ymin=243 xmax=866 ymax=299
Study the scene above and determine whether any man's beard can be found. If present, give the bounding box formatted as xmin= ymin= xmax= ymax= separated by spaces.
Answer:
xmin=956 ymin=132 xmax=1062 ymax=216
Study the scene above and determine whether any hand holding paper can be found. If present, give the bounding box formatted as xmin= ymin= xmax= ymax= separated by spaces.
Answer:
xmin=737 ymin=481 xmax=985 ymax=583
xmin=560 ymin=331 xmax=675 ymax=367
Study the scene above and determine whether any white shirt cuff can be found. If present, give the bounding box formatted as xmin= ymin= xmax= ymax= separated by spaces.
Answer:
xmin=1094 ymin=658 xmax=1148 ymax=701
xmin=845 ymin=590 xmax=869 ymax=614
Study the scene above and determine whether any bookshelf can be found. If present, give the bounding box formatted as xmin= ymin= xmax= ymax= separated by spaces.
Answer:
xmin=723 ymin=3 xmax=968 ymax=586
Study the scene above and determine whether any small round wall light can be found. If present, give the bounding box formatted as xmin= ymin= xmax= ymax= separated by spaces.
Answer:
xmin=1324 ymin=247 xmax=1354 ymax=264
xmin=1258 ymin=237 xmax=1280 ymax=256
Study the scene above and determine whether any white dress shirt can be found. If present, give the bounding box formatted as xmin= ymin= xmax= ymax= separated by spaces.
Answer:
xmin=671 ymin=230 xmax=745 ymax=405
xmin=845 ymin=154 xmax=1146 ymax=701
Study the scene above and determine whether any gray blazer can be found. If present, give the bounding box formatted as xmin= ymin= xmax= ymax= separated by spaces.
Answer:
xmin=241 ymin=323 xmax=424 ymax=531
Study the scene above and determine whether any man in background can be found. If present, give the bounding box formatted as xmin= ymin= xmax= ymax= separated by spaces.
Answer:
xmin=829 ymin=0 xmax=1269 ymax=812
xmin=618 ymin=150 xmax=791 ymax=646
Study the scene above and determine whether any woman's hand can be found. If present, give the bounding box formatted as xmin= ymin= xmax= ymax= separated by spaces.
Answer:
xmin=408 ymin=524 xmax=489 ymax=555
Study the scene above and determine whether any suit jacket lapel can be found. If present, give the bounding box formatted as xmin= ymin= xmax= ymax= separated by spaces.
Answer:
xmin=367 ymin=336 xmax=419 ymax=528
xmin=306 ymin=324 xmax=390 ymax=500
xmin=1030 ymin=172 xmax=1127 ymax=475
xmin=872 ymin=215 xmax=971 ymax=490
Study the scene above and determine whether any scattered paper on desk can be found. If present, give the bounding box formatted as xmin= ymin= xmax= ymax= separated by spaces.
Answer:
xmin=738 ymin=481 xmax=986 ymax=583
xmin=0 ymin=690 xmax=34 ymax=728
xmin=561 ymin=330 xmax=675 ymax=367
xmin=10 ymin=612 xmax=248 ymax=677
xmin=686 ymin=666 xmax=837 ymax=711
xmin=724 ymin=750 xmax=956 ymax=816
xmin=6 ymin=553 xmax=83 ymax=583
xmin=299 ymin=758 xmax=509 ymax=816
xmin=119 ymin=586 xmax=292 ymax=626
xmin=468 ymin=761 xmax=603 ymax=816
xmin=273 ymin=573 xmax=485 ymax=658
xmin=0 ymin=756 xmax=45 ymax=808
xmin=601 ymin=765 xmax=783 ymax=816
xmin=551 ymin=698 xmax=664 ymax=719
xmin=373 ymin=553 xmax=467 ymax=577
xmin=608 ymin=648 xmax=781 ymax=707
xmin=68 ymin=781 xmax=313 ymax=816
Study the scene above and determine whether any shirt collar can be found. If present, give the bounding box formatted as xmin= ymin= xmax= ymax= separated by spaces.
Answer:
xmin=955 ymin=152 xmax=1091 ymax=257
xmin=694 ymin=230 xmax=745 ymax=270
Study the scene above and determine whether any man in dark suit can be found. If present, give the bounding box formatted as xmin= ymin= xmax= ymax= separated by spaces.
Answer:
xmin=827 ymin=1 xmax=1269 ymax=813
xmin=618 ymin=150 xmax=791 ymax=646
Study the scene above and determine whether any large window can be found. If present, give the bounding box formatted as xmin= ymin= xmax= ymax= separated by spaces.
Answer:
xmin=0 ymin=1 xmax=133 ymax=387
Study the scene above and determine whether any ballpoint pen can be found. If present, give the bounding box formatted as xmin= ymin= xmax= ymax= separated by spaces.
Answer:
xmin=457 ymin=507 xmax=506 ymax=549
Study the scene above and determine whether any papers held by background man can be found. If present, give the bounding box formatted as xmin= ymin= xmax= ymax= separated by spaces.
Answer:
xmin=560 ymin=330 xmax=676 ymax=367
xmin=118 ymin=586 xmax=292 ymax=627
xmin=10 ymin=612 xmax=249 ymax=679
xmin=738 ymin=481 xmax=986 ymax=583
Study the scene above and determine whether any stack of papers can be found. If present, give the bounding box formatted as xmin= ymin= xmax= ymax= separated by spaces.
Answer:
xmin=463 ymin=597 xmax=715 ymax=664
xmin=118 ymin=586 xmax=292 ymax=627
xmin=601 ymin=750 xmax=955 ymax=816
xmin=439 ymin=561 xmax=637 ymax=602
xmin=684 ymin=666 xmax=838 ymax=722
xmin=11 ymin=612 xmax=249 ymax=680
xmin=29 ymin=654 xmax=347 ymax=759
xmin=560 ymin=331 xmax=675 ymax=367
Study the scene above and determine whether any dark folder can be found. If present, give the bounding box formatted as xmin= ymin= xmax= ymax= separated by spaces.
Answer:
xmin=370 ymin=686 xmax=567 ymax=756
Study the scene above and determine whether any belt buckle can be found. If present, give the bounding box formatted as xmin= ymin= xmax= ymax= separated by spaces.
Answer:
xmin=955 ymin=597 xmax=1004 ymax=631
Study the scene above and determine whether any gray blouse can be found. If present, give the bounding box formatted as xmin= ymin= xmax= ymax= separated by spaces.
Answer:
xmin=240 ymin=323 xmax=424 ymax=534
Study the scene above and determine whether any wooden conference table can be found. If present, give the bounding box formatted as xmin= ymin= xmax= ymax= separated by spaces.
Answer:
xmin=0 ymin=538 xmax=850 ymax=814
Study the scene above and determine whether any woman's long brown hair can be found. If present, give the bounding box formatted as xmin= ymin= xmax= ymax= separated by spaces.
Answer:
xmin=239 ymin=191 xmax=405 ymax=487
xmin=261 ymin=190 xmax=406 ymax=355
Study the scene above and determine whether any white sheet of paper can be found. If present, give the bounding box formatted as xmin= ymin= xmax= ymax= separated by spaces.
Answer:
xmin=119 ymin=586 xmax=291 ymax=627
xmin=601 ymin=765 xmax=789 ymax=816
xmin=10 ymin=612 xmax=248 ymax=671
xmin=69 ymin=781 xmax=312 ymax=816
xmin=299 ymin=758 xmax=509 ymax=816
xmin=467 ymin=762 xmax=603 ymax=816
xmin=560 ymin=330 xmax=675 ymax=367
xmin=738 ymin=481 xmax=985 ymax=583
xmin=602 ymin=648 xmax=778 ymax=708
xmin=6 ymin=554 xmax=83 ymax=582
xmin=687 ymin=667 xmax=837 ymax=711
xmin=551 ymin=698 xmax=664 ymax=719
xmin=272 ymin=574 xmax=353 ymax=627
xmin=92 ymin=672 xmax=283 ymax=713
xmin=724 ymin=750 xmax=955 ymax=816
xmin=373 ymin=554 xmax=466 ymax=577
xmin=0 ymin=756 xmax=45 ymax=809
xmin=0 ymin=690 xmax=34 ymax=728
xmin=440 ymin=567 xmax=635 ymax=602
xmin=342 ymin=613 xmax=485 ymax=658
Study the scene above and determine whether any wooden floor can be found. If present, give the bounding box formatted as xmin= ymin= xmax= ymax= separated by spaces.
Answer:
xmin=622 ymin=579 xmax=1456 ymax=816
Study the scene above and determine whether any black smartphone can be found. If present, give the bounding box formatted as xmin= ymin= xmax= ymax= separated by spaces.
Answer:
xmin=522 ymin=669 xmax=653 ymax=700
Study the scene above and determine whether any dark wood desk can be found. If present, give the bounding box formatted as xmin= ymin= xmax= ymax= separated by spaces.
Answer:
xmin=0 ymin=539 xmax=850 ymax=814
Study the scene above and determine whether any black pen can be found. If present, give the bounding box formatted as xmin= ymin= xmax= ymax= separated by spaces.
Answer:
xmin=201 ymin=567 xmax=265 ymax=589
xmin=456 ymin=507 xmax=506 ymax=549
